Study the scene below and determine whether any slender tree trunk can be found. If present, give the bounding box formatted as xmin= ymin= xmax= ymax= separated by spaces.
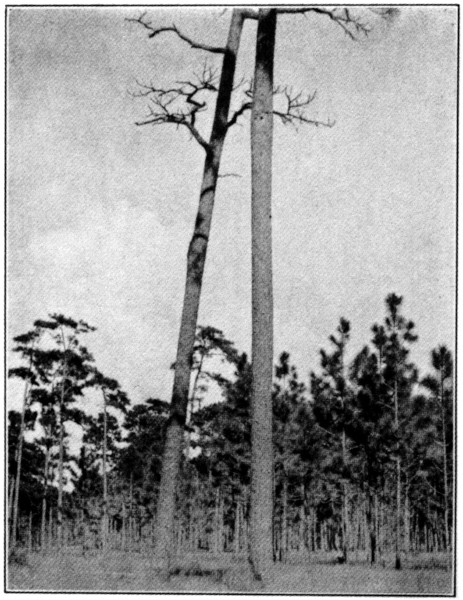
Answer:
xmin=48 ymin=506 xmax=53 ymax=549
xmin=102 ymin=389 xmax=108 ymax=550
xmin=365 ymin=486 xmax=376 ymax=564
xmin=234 ymin=499 xmax=241 ymax=554
xmin=57 ymin=400 xmax=64 ymax=547
xmin=213 ymin=488 xmax=220 ymax=554
xmin=249 ymin=8 xmax=277 ymax=583
xmin=404 ymin=484 xmax=410 ymax=554
xmin=394 ymin=378 xmax=401 ymax=569
xmin=41 ymin=447 xmax=50 ymax=549
xmin=339 ymin=330 xmax=349 ymax=562
xmin=57 ymin=332 xmax=68 ymax=548
xmin=299 ymin=484 xmax=305 ymax=553
xmin=153 ymin=11 xmax=246 ymax=571
xmin=440 ymin=372 xmax=450 ymax=551
xmin=28 ymin=512 xmax=33 ymax=553
xmin=341 ymin=430 xmax=348 ymax=562
xmin=281 ymin=475 xmax=288 ymax=562
xmin=11 ymin=377 xmax=31 ymax=546
xmin=8 ymin=479 xmax=14 ymax=525
xmin=122 ymin=501 xmax=126 ymax=551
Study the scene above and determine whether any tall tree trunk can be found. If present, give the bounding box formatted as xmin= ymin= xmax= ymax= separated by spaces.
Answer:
xmin=299 ymin=484 xmax=305 ymax=553
xmin=339 ymin=326 xmax=349 ymax=562
xmin=28 ymin=512 xmax=33 ymax=553
xmin=404 ymin=483 xmax=410 ymax=554
xmin=122 ymin=501 xmax=126 ymax=551
xmin=57 ymin=398 xmax=64 ymax=547
xmin=394 ymin=378 xmax=401 ymax=569
xmin=57 ymin=330 xmax=68 ymax=548
xmin=365 ymin=486 xmax=376 ymax=564
xmin=153 ymin=11 xmax=246 ymax=570
xmin=11 ymin=375 xmax=31 ymax=546
xmin=8 ymin=478 xmax=14 ymax=526
xmin=341 ymin=430 xmax=348 ymax=562
xmin=234 ymin=499 xmax=240 ymax=554
xmin=102 ymin=389 xmax=108 ymax=550
xmin=41 ymin=447 xmax=50 ymax=549
xmin=440 ymin=370 xmax=450 ymax=551
xmin=249 ymin=7 xmax=277 ymax=583
xmin=281 ymin=475 xmax=288 ymax=562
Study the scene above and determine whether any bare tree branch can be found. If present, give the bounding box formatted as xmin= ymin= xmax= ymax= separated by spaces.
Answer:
xmin=276 ymin=6 xmax=370 ymax=40
xmin=273 ymin=86 xmax=334 ymax=128
xmin=131 ymin=63 xmax=221 ymax=150
xmin=126 ymin=12 xmax=227 ymax=53
xmin=135 ymin=103 xmax=210 ymax=151
xmin=228 ymin=84 xmax=333 ymax=129
xmin=227 ymin=101 xmax=253 ymax=128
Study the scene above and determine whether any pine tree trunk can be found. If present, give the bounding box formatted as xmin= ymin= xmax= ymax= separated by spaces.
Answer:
xmin=213 ymin=488 xmax=220 ymax=554
xmin=102 ymin=390 xmax=108 ymax=551
xmin=394 ymin=378 xmax=402 ymax=569
xmin=8 ymin=478 xmax=14 ymax=529
xmin=28 ymin=512 xmax=33 ymax=553
xmin=122 ymin=501 xmax=126 ymax=551
xmin=376 ymin=495 xmax=381 ymax=558
xmin=57 ymin=335 xmax=69 ymax=550
xmin=234 ymin=499 xmax=241 ymax=554
xmin=312 ymin=508 xmax=317 ymax=551
xmin=249 ymin=7 xmax=277 ymax=583
xmin=299 ymin=484 xmax=305 ymax=553
xmin=341 ymin=430 xmax=348 ymax=562
xmin=48 ymin=506 xmax=53 ymax=549
xmin=440 ymin=372 xmax=450 ymax=551
xmin=11 ymin=378 xmax=31 ymax=546
xmin=153 ymin=11 xmax=246 ymax=571
xmin=281 ymin=476 xmax=288 ymax=562
xmin=404 ymin=485 xmax=410 ymax=554
xmin=365 ymin=487 xmax=376 ymax=564
xmin=41 ymin=447 xmax=50 ymax=549
xmin=57 ymin=403 xmax=64 ymax=547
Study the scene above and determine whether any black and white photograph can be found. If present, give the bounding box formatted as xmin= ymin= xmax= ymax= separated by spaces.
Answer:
xmin=5 ymin=4 xmax=457 ymax=594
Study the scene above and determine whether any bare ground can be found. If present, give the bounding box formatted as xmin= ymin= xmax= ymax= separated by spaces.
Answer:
xmin=7 ymin=549 xmax=454 ymax=594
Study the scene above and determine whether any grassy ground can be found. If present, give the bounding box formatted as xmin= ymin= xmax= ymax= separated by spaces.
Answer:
xmin=7 ymin=549 xmax=454 ymax=594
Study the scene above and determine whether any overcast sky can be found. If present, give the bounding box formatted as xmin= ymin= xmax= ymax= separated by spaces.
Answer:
xmin=7 ymin=6 xmax=457 ymax=411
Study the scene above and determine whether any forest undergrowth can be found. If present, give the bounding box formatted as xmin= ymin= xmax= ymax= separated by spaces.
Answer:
xmin=8 ymin=548 xmax=453 ymax=594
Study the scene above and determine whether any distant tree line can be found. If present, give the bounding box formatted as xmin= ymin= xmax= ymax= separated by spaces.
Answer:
xmin=8 ymin=294 xmax=453 ymax=564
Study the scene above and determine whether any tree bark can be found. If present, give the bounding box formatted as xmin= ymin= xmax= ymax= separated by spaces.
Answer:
xmin=394 ymin=378 xmax=402 ymax=569
xmin=153 ymin=11 xmax=246 ymax=570
xmin=102 ymin=389 xmax=108 ymax=550
xmin=440 ymin=368 xmax=450 ymax=551
xmin=41 ymin=447 xmax=50 ymax=549
xmin=57 ymin=329 xmax=68 ymax=548
xmin=11 ymin=364 xmax=33 ymax=546
xmin=57 ymin=398 xmax=64 ymax=547
xmin=249 ymin=7 xmax=277 ymax=583
xmin=8 ymin=479 xmax=14 ymax=527
xmin=281 ymin=475 xmax=288 ymax=562
xmin=365 ymin=486 xmax=376 ymax=564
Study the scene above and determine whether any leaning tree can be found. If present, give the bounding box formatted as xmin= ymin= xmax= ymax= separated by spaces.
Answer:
xmin=128 ymin=9 xmax=249 ymax=568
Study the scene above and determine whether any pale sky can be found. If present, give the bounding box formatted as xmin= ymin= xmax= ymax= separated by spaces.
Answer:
xmin=7 ymin=6 xmax=457 ymax=411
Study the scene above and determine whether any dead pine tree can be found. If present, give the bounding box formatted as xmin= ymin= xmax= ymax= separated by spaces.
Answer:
xmin=127 ymin=8 xmax=254 ymax=572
